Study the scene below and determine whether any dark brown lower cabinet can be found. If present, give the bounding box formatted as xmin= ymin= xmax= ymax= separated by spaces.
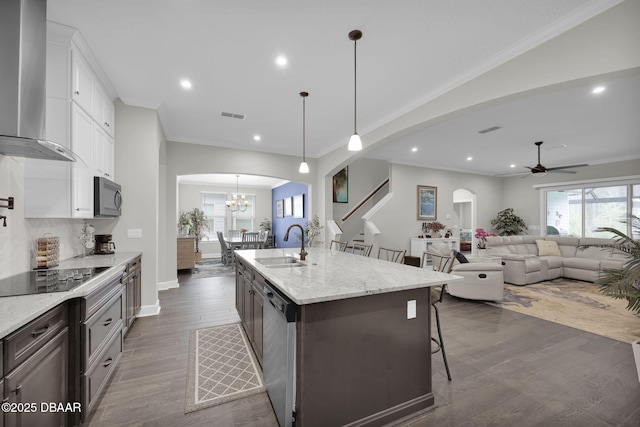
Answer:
xmin=235 ymin=259 xmax=263 ymax=366
xmin=123 ymin=256 xmax=142 ymax=334
xmin=3 ymin=328 xmax=68 ymax=427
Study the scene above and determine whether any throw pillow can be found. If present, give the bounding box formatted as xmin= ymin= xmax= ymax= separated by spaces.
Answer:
xmin=536 ymin=240 xmax=561 ymax=256
xmin=453 ymin=250 xmax=469 ymax=263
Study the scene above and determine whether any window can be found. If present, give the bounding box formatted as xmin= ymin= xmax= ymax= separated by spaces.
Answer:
xmin=232 ymin=195 xmax=255 ymax=231
xmin=543 ymin=179 xmax=639 ymax=238
xmin=202 ymin=192 xmax=226 ymax=240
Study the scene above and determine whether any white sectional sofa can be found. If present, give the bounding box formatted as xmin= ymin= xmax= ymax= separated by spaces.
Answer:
xmin=485 ymin=235 xmax=627 ymax=285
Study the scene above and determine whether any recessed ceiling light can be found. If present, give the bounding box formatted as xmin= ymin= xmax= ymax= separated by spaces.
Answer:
xmin=411 ymin=147 xmax=418 ymax=152
xmin=253 ymin=135 xmax=261 ymax=141
xmin=510 ymin=164 xmax=516 ymax=168
xmin=466 ymin=156 xmax=473 ymax=161
xmin=592 ymin=86 xmax=605 ymax=94
xmin=180 ymin=79 xmax=192 ymax=89
xmin=275 ymin=56 xmax=287 ymax=67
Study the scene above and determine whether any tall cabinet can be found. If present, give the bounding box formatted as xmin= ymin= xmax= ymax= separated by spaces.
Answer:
xmin=24 ymin=22 xmax=116 ymax=218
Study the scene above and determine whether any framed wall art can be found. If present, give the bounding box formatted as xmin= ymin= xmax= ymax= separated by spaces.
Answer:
xmin=333 ymin=166 xmax=348 ymax=203
xmin=293 ymin=194 xmax=304 ymax=218
xmin=276 ymin=199 xmax=284 ymax=218
xmin=284 ymin=197 xmax=293 ymax=216
xmin=417 ymin=185 xmax=437 ymax=220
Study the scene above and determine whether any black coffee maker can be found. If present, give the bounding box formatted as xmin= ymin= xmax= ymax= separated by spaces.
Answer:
xmin=94 ymin=234 xmax=116 ymax=255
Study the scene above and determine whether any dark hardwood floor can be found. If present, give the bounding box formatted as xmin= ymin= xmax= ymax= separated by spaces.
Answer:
xmin=87 ymin=267 xmax=640 ymax=427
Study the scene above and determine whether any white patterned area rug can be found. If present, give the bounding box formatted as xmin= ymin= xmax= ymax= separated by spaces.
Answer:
xmin=185 ymin=323 xmax=265 ymax=413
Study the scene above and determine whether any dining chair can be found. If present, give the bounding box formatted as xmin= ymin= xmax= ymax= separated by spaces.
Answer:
xmin=346 ymin=242 xmax=372 ymax=257
xmin=329 ymin=240 xmax=347 ymax=251
xmin=376 ymin=247 xmax=406 ymax=263
xmin=422 ymin=249 xmax=453 ymax=381
xmin=240 ymin=232 xmax=261 ymax=249
xmin=217 ymin=231 xmax=234 ymax=266
xmin=228 ymin=229 xmax=242 ymax=239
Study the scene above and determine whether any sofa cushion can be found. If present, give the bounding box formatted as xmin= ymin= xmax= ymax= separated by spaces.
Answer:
xmin=540 ymin=256 xmax=563 ymax=269
xmin=562 ymin=257 xmax=600 ymax=271
xmin=545 ymin=237 xmax=579 ymax=257
xmin=536 ymin=240 xmax=561 ymax=256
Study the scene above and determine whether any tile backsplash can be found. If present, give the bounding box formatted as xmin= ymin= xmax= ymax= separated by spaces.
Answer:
xmin=0 ymin=156 xmax=85 ymax=279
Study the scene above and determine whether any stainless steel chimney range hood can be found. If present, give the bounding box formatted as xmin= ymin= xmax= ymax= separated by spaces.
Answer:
xmin=0 ymin=0 xmax=76 ymax=162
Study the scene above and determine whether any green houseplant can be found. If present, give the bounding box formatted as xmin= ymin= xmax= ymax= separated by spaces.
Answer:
xmin=259 ymin=218 xmax=272 ymax=234
xmin=585 ymin=216 xmax=640 ymax=314
xmin=187 ymin=208 xmax=209 ymax=260
xmin=583 ymin=215 xmax=640 ymax=382
xmin=178 ymin=211 xmax=191 ymax=236
xmin=490 ymin=208 xmax=527 ymax=236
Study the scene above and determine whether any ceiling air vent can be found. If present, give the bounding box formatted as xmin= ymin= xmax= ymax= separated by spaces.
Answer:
xmin=478 ymin=125 xmax=502 ymax=134
xmin=220 ymin=111 xmax=246 ymax=120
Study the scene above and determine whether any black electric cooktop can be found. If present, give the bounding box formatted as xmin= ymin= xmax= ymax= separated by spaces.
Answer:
xmin=0 ymin=267 xmax=111 ymax=298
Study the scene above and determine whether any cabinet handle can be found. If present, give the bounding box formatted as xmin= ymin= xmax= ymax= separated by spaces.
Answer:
xmin=75 ymin=90 xmax=80 ymax=95
xmin=104 ymin=122 xmax=110 ymax=127
xmin=103 ymin=318 xmax=113 ymax=326
xmin=31 ymin=324 xmax=49 ymax=338
xmin=103 ymin=357 xmax=113 ymax=367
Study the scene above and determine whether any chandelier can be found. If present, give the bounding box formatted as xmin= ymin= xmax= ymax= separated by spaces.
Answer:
xmin=226 ymin=175 xmax=248 ymax=212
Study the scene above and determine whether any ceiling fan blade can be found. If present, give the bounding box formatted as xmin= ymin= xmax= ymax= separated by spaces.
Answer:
xmin=545 ymin=164 xmax=588 ymax=171
xmin=547 ymin=169 xmax=577 ymax=174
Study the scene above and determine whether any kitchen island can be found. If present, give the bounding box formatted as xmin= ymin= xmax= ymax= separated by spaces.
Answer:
xmin=235 ymin=247 xmax=462 ymax=427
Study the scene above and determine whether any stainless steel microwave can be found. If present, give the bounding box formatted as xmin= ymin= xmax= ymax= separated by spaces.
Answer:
xmin=94 ymin=177 xmax=122 ymax=217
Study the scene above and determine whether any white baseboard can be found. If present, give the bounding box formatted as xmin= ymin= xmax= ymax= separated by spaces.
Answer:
xmin=157 ymin=279 xmax=179 ymax=291
xmin=137 ymin=300 xmax=161 ymax=317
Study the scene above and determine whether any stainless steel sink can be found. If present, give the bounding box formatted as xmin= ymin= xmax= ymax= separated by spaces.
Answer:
xmin=255 ymin=256 xmax=306 ymax=268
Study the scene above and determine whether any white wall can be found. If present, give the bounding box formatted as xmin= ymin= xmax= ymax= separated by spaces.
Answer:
xmin=91 ymin=100 xmax=162 ymax=314
xmin=367 ymin=163 xmax=503 ymax=254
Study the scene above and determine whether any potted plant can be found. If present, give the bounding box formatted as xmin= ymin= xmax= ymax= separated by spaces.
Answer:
xmin=583 ymin=215 xmax=640 ymax=381
xmin=259 ymin=218 xmax=272 ymax=234
xmin=295 ymin=215 xmax=324 ymax=248
xmin=474 ymin=228 xmax=496 ymax=250
xmin=490 ymin=208 xmax=527 ymax=236
xmin=178 ymin=211 xmax=191 ymax=236
xmin=427 ymin=221 xmax=446 ymax=238
xmin=187 ymin=208 xmax=209 ymax=261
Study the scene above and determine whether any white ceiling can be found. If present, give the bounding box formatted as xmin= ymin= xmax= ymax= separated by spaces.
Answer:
xmin=47 ymin=0 xmax=639 ymax=178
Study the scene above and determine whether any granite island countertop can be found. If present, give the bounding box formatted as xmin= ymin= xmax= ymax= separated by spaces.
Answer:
xmin=0 ymin=252 xmax=141 ymax=338
xmin=235 ymin=247 xmax=462 ymax=305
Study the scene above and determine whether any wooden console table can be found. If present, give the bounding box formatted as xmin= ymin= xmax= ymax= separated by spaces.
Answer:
xmin=177 ymin=237 xmax=195 ymax=270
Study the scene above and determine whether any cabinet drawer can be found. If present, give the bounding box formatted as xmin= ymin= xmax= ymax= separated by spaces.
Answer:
xmin=83 ymin=288 xmax=124 ymax=367
xmin=3 ymin=304 xmax=67 ymax=373
xmin=82 ymin=271 xmax=123 ymax=319
xmin=83 ymin=329 xmax=122 ymax=414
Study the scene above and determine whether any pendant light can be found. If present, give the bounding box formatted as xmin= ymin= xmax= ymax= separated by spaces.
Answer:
xmin=348 ymin=29 xmax=363 ymax=151
xmin=225 ymin=175 xmax=248 ymax=212
xmin=299 ymin=91 xmax=310 ymax=174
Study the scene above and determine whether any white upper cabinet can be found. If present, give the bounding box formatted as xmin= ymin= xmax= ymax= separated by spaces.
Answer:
xmin=71 ymin=103 xmax=94 ymax=218
xmin=71 ymin=49 xmax=94 ymax=115
xmin=92 ymin=83 xmax=115 ymax=137
xmin=24 ymin=22 xmax=116 ymax=218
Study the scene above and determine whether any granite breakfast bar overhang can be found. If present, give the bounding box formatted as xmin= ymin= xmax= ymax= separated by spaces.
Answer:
xmin=235 ymin=247 xmax=463 ymax=427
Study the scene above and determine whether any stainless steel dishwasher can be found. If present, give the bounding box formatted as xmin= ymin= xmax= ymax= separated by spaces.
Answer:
xmin=263 ymin=281 xmax=297 ymax=427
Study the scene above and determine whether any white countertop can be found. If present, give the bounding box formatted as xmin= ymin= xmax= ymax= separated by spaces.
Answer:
xmin=0 ymin=252 xmax=141 ymax=338
xmin=235 ymin=248 xmax=462 ymax=305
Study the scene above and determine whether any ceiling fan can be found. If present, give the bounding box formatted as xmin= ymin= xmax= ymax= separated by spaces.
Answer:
xmin=524 ymin=141 xmax=588 ymax=175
